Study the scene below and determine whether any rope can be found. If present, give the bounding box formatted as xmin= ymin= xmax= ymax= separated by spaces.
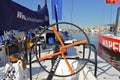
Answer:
xmin=16 ymin=0 xmax=18 ymax=3
xmin=71 ymin=0 xmax=73 ymax=23
xmin=110 ymin=4 xmax=113 ymax=24
xmin=29 ymin=0 xmax=33 ymax=9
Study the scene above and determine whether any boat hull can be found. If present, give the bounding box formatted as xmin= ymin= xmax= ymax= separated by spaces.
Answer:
xmin=98 ymin=34 xmax=120 ymax=71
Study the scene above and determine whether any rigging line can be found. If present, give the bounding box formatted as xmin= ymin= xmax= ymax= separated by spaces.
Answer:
xmin=110 ymin=4 xmax=113 ymax=24
xmin=16 ymin=0 xmax=18 ymax=3
xmin=70 ymin=0 xmax=73 ymax=32
xmin=62 ymin=1 xmax=66 ymax=21
xmin=101 ymin=3 xmax=105 ymax=26
xmin=62 ymin=13 xmax=72 ymax=29
xmin=71 ymin=0 xmax=73 ymax=23
xmin=62 ymin=2 xmax=71 ymax=29
xmin=29 ymin=0 xmax=33 ymax=9
xmin=62 ymin=13 xmax=66 ymax=21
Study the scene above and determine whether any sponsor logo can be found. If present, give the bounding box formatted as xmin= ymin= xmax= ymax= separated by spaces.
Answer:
xmin=101 ymin=37 xmax=120 ymax=53
xmin=51 ymin=55 xmax=61 ymax=71
xmin=17 ymin=11 xmax=48 ymax=23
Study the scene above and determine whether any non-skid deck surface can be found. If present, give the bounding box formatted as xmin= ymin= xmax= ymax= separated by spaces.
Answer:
xmin=0 ymin=45 xmax=120 ymax=80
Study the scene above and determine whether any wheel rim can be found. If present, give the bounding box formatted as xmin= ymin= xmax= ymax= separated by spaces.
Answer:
xmin=36 ymin=22 xmax=91 ymax=77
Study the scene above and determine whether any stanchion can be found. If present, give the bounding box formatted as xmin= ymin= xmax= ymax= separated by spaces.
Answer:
xmin=29 ymin=50 xmax=32 ymax=80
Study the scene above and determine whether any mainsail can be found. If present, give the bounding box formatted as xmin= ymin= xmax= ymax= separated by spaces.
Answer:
xmin=0 ymin=0 xmax=49 ymax=31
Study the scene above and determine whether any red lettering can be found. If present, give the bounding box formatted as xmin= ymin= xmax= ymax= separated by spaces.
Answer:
xmin=113 ymin=42 xmax=118 ymax=51
xmin=106 ymin=0 xmax=119 ymax=4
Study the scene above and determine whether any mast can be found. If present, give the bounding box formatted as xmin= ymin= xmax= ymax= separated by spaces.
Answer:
xmin=44 ymin=0 xmax=47 ymax=6
xmin=114 ymin=7 xmax=120 ymax=36
xmin=54 ymin=5 xmax=59 ymax=31
xmin=38 ymin=4 xmax=41 ymax=11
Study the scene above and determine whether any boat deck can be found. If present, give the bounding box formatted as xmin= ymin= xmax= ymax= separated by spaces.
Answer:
xmin=28 ymin=45 xmax=120 ymax=80
xmin=0 ymin=45 xmax=120 ymax=80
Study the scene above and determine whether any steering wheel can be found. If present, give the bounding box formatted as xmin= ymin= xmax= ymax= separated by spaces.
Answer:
xmin=35 ymin=22 xmax=91 ymax=77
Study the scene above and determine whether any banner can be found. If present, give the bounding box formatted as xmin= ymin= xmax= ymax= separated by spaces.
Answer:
xmin=0 ymin=0 xmax=49 ymax=31
xmin=51 ymin=0 xmax=62 ymax=20
xmin=106 ymin=0 xmax=119 ymax=4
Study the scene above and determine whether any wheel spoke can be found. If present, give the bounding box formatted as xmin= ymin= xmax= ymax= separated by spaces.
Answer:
xmin=37 ymin=22 xmax=90 ymax=77
xmin=64 ymin=39 xmax=88 ymax=48
xmin=51 ymin=26 xmax=64 ymax=47
xmin=61 ymin=53 xmax=74 ymax=74
xmin=38 ymin=52 xmax=61 ymax=61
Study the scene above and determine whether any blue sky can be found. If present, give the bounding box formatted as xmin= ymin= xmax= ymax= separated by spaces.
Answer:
xmin=12 ymin=0 xmax=120 ymax=28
